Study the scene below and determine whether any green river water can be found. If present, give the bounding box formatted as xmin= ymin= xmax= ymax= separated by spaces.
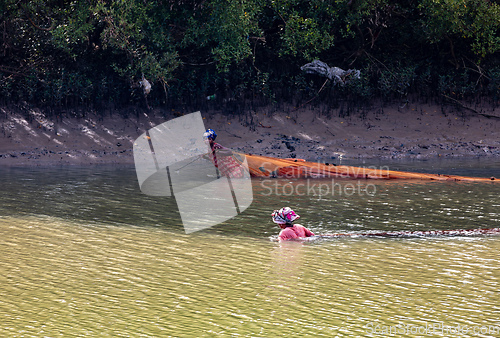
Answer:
xmin=1 ymin=160 xmax=500 ymax=337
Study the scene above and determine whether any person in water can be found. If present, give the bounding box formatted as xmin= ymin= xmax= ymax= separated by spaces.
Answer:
xmin=203 ymin=128 xmax=244 ymax=178
xmin=272 ymin=207 xmax=315 ymax=241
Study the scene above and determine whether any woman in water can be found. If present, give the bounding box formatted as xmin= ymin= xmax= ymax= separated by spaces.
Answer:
xmin=272 ymin=207 xmax=315 ymax=241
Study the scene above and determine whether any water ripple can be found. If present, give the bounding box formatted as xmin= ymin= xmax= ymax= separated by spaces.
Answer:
xmin=1 ymin=166 xmax=500 ymax=336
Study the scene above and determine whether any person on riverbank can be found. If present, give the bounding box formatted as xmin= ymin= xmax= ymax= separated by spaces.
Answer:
xmin=203 ymin=128 xmax=244 ymax=178
xmin=272 ymin=207 xmax=315 ymax=241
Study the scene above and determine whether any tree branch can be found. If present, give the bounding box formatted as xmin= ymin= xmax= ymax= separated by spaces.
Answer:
xmin=441 ymin=94 xmax=500 ymax=120
xmin=27 ymin=15 xmax=55 ymax=31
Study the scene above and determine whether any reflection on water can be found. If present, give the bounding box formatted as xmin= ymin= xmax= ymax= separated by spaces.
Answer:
xmin=0 ymin=166 xmax=183 ymax=228
xmin=1 ymin=163 xmax=500 ymax=336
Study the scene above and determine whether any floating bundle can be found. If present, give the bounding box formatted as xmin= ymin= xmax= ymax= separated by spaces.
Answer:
xmin=237 ymin=153 xmax=497 ymax=182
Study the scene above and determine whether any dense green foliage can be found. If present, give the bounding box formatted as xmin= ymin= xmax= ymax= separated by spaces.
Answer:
xmin=1 ymin=0 xmax=500 ymax=111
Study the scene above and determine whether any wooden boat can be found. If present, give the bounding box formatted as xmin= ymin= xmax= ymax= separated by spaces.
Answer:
xmin=237 ymin=153 xmax=498 ymax=182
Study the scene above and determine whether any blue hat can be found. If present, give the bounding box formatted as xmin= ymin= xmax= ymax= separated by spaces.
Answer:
xmin=203 ymin=129 xmax=217 ymax=140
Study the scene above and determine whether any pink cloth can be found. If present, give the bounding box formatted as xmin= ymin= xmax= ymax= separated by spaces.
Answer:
xmin=278 ymin=224 xmax=315 ymax=241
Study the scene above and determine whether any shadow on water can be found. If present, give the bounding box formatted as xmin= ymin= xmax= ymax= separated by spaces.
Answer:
xmin=0 ymin=165 xmax=184 ymax=231
xmin=251 ymin=177 xmax=500 ymax=239
xmin=1 ymin=160 xmax=499 ymax=240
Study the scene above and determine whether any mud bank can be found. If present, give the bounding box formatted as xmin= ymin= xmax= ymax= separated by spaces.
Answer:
xmin=1 ymin=102 xmax=499 ymax=166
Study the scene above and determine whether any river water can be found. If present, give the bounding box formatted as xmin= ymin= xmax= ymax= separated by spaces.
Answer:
xmin=1 ymin=160 xmax=500 ymax=337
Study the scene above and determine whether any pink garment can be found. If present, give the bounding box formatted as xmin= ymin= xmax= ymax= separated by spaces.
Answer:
xmin=278 ymin=224 xmax=315 ymax=241
xmin=209 ymin=142 xmax=244 ymax=178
